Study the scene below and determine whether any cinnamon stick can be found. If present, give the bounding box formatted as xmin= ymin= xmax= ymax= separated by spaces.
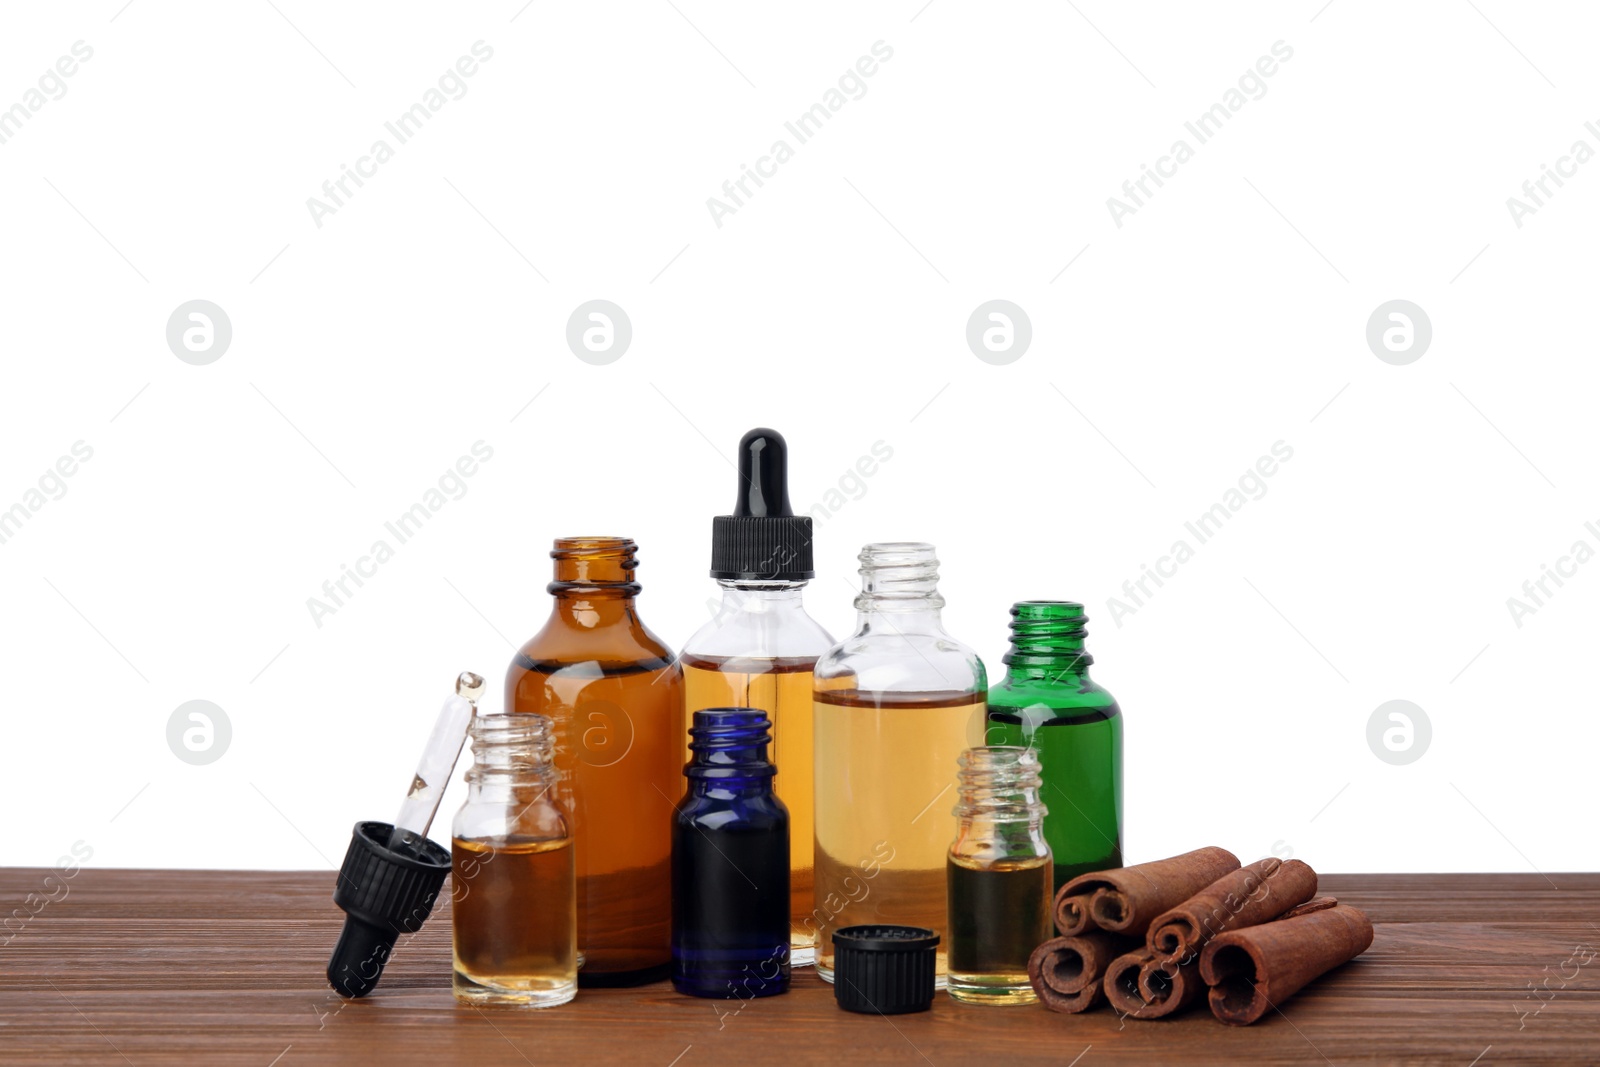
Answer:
xmin=1199 ymin=903 xmax=1374 ymax=1025
xmin=1147 ymin=858 xmax=1318 ymax=963
xmin=1103 ymin=949 xmax=1205 ymax=1019
xmin=1137 ymin=955 xmax=1207 ymax=1017
xmin=1054 ymin=846 xmax=1240 ymax=936
xmin=1027 ymin=932 xmax=1140 ymax=1013
xmin=1282 ymin=895 xmax=1338 ymax=919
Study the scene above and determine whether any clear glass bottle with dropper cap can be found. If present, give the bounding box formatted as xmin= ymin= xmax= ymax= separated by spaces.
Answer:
xmin=681 ymin=428 xmax=834 ymax=966
xmin=812 ymin=542 xmax=987 ymax=986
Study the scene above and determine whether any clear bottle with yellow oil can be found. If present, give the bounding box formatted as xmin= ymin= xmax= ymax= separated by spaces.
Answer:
xmin=451 ymin=713 xmax=577 ymax=1007
xmin=947 ymin=746 xmax=1052 ymax=1005
xmin=682 ymin=428 xmax=834 ymax=965
xmin=813 ymin=542 xmax=987 ymax=986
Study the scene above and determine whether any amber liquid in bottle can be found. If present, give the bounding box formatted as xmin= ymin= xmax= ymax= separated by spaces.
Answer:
xmin=505 ymin=537 xmax=683 ymax=987
xmin=683 ymin=654 xmax=817 ymax=956
xmin=947 ymin=856 xmax=1052 ymax=1004
xmin=812 ymin=688 xmax=988 ymax=981
xmin=452 ymin=836 xmax=578 ymax=1002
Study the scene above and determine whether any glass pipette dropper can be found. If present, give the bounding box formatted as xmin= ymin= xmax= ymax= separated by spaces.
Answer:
xmin=387 ymin=671 xmax=483 ymax=852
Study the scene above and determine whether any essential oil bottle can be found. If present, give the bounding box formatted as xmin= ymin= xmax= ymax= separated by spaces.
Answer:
xmin=946 ymin=746 xmax=1051 ymax=1005
xmin=681 ymin=428 xmax=833 ymax=965
xmin=672 ymin=709 xmax=791 ymax=999
xmin=504 ymin=537 xmax=683 ymax=986
xmin=812 ymin=542 xmax=987 ymax=986
xmin=451 ymin=713 xmax=577 ymax=1007
xmin=985 ymin=601 xmax=1123 ymax=890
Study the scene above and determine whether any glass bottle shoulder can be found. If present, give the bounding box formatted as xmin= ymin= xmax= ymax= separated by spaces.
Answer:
xmin=510 ymin=608 xmax=679 ymax=674
xmin=453 ymin=783 xmax=569 ymax=844
xmin=987 ymin=672 xmax=1119 ymax=722
xmin=680 ymin=585 xmax=835 ymax=663
xmin=814 ymin=624 xmax=986 ymax=699
xmin=675 ymin=787 xmax=788 ymax=831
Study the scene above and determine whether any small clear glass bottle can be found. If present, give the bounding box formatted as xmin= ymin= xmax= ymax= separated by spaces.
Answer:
xmin=682 ymin=428 xmax=833 ymax=965
xmin=451 ymin=713 xmax=577 ymax=1007
xmin=946 ymin=746 xmax=1051 ymax=1005
xmin=813 ymin=542 xmax=987 ymax=986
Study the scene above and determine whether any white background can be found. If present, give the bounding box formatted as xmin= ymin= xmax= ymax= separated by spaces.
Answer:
xmin=2 ymin=1 xmax=1595 ymax=876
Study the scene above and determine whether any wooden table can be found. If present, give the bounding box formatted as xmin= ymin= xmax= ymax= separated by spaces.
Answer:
xmin=1 ymin=870 xmax=1595 ymax=1064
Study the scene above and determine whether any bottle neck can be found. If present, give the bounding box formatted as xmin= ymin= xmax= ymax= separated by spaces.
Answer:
xmin=548 ymin=536 xmax=640 ymax=627
xmin=853 ymin=541 xmax=947 ymax=630
xmin=950 ymin=747 xmax=1049 ymax=865
xmin=716 ymin=579 xmax=809 ymax=606
xmin=685 ymin=709 xmax=775 ymax=798
xmin=465 ymin=714 xmax=557 ymax=798
xmin=687 ymin=776 xmax=771 ymax=799
xmin=1003 ymin=600 xmax=1094 ymax=683
xmin=953 ymin=746 xmax=1047 ymax=826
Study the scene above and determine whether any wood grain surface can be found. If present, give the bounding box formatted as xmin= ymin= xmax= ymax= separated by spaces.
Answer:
xmin=0 ymin=869 xmax=1595 ymax=1065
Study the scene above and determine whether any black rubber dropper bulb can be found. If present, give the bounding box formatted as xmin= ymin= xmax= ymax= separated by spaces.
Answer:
xmin=735 ymin=427 xmax=794 ymax=518
xmin=710 ymin=428 xmax=814 ymax=581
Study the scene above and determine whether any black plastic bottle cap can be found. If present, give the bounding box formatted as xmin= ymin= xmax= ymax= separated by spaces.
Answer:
xmin=831 ymin=925 xmax=939 ymax=1014
xmin=710 ymin=428 xmax=815 ymax=582
xmin=326 ymin=821 xmax=451 ymax=998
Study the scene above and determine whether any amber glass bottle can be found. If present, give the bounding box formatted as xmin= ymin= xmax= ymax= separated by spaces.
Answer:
xmin=505 ymin=537 xmax=683 ymax=987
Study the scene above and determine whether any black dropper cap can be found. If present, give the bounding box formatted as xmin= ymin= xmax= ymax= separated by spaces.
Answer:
xmin=710 ymin=428 xmax=814 ymax=581
xmin=326 ymin=821 xmax=451 ymax=998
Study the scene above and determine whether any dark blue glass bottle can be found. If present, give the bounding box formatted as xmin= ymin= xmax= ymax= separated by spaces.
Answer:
xmin=671 ymin=709 xmax=791 ymax=999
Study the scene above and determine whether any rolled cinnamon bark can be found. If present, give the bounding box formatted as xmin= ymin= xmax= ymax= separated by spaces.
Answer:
xmin=1147 ymin=858 xmax=1318 ymax=963
xmin=1199 ymin=903 xmax=1374 ymax=1025
xmin=1282 ymin=895 xmax=1338 ymax=919
xmin=1054 ymin=846 xmax=1240 ymax=936
xmin=1136 ymin=955 xmax=1207 ymax=1017
xmin=1102 ymin=949 xmax=1204 ymax=1019
xmin=1102 ymin=950 xmax=1149 ymax=1016
xmin=1027 ymin=932 xmax=1140 ymax=1013
xmin=1053 ymin=885 xmax=1097 ymax=938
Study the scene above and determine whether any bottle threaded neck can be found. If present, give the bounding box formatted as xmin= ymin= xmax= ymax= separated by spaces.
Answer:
xmin=855 ymin=541 xmax=943 ymax=610
xmin=549 ymin=536 xmax=640 ymax=596
xmin=1004 ymin=600 xmax=1092 ymax=670
xmin=953 ymin=746 xmax=1046 ymax=821
xmin=686 ymin=708 xmax=775 ymax=779
xmin=468 ymin=713 xmax=555 ymax=779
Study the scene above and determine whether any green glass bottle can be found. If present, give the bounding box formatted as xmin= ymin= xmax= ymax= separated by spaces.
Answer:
xmin=985 ymin=601 xmax=1122 ymax=891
